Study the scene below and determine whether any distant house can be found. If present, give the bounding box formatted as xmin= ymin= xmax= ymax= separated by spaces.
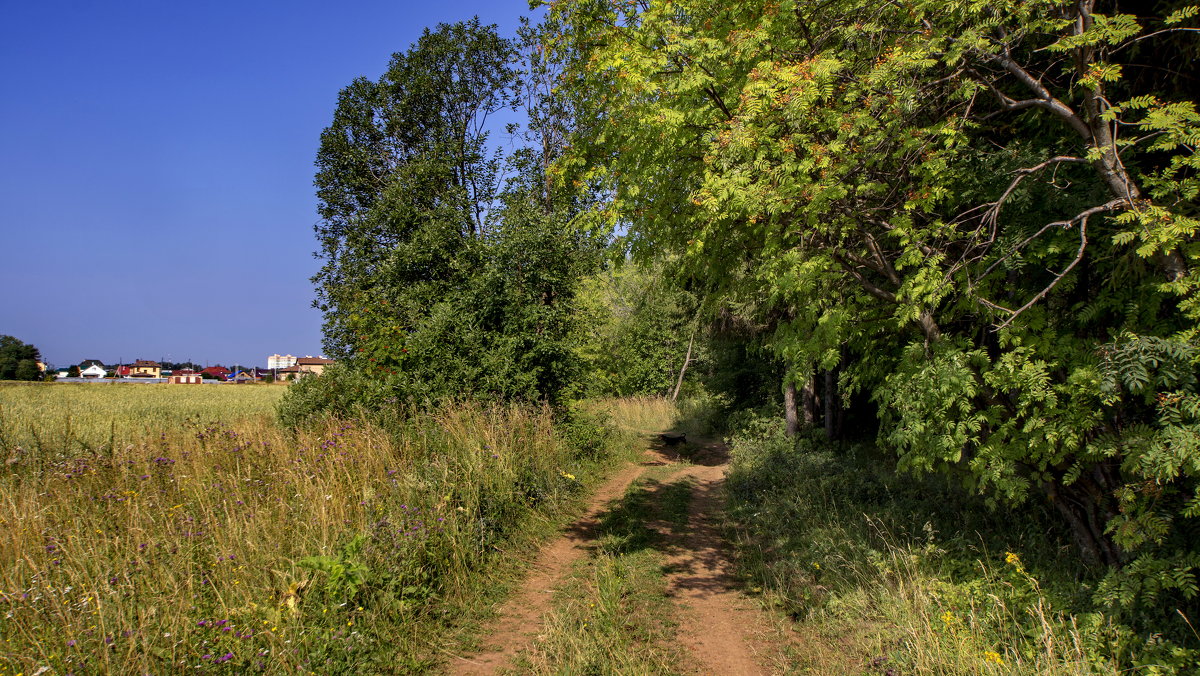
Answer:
xmin=275 ymin=365 xmax=301 ymax=381
xmin=297 ymin=356 xmax=335 ymax=376
xmin=115 ymin=365 xmax=131 ymax=377
xmin=78 ymin=359 xmax=106 ymax=378
xmin=128 ymin=360 xmax=161 ymax=378
xmin=201 ymin=366 xmax=231 ymax=380
xmin=226 ymin=370 xmax=259 ymax=384
xmin=167 ymin=370 xmax=203 ymax=384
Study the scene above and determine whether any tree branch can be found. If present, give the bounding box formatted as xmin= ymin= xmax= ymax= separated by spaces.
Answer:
xmin=983 ymin=199 xmax=1124 ymax=330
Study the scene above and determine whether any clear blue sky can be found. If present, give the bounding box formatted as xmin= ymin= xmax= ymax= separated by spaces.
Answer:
xmin=0 ymin=0 xmax=532 ymax=368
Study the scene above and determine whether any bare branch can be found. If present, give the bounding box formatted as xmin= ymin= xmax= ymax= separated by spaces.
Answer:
xmin=832 ymin=252 xmax=898 ymax=303
xmin=982 ymin=199 xmax=1126 ymax=330
xmin=980 ymin=155 xmax=1087 ymax=232
xmin=1112 ymin=27 xmax=1200 ymax=54
xmin=865 ymin=232 xmax=901 ymax=285
xmin=970 ymin=57 xmax=1093 ymax=140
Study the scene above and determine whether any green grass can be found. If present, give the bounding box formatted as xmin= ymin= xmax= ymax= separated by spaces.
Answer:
xmin=720 ymin=419 xmax=1115 ymax=675
xmin=508 ymin=469 xmax=694 ymax=674
xmin=0 ymin=384 xmax=655 ymax=674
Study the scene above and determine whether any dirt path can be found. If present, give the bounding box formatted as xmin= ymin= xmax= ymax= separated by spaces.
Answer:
xmin=448 ymin=451 xmax=660 ymax=674
xmin=663 ymin=441 xmax=773 ymax=675
xmin=448 ymin=437 xmax=775 ymax=675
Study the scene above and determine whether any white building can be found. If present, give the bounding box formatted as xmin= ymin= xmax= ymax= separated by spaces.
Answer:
xmin=79 ymin=364 xmax=107 ymax=378
xmin=267 ymin=353 xmax=298 ymax=370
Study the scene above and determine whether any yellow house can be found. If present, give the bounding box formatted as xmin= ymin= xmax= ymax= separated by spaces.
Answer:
xmin=296 ymin=357 xmax=334 ymax=376
xmin=129 ymin=359 xmax=161 ymax=378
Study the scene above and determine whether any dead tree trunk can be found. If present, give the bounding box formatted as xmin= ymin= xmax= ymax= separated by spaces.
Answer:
xmin=670 ymin=328 xmax=696 ymax=402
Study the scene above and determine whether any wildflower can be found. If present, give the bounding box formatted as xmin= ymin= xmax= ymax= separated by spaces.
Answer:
xmin=984 ymin=650 xmax=1003 ymax=665
xmin=1004 ymin=552 xmax=1020 ymax=566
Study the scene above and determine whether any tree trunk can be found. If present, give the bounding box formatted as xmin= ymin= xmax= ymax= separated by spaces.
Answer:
xmin=671 ymin=328 xmax=696 ymax=402
xmin=824 ymin=369 xmax=836 ymax=441
xmin=802 ymin=376 xmax=816 ymax=426
xmin=784 ymin=380 xmax=799 ymax=437
xmin=1043 ymin=478 xmax=1123 ymax=567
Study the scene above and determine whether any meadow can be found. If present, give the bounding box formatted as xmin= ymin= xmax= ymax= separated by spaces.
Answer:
xmin=0 ymin=383 xmax=639 ymax=673
xmin=0 ymin=383 xmax=285 ymax=454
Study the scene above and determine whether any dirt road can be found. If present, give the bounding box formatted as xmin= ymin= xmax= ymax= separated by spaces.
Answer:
xmin=447 ymin=436 xmax=776 ymax=675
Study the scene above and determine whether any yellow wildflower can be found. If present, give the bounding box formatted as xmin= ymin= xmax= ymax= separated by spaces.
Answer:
xmin=984 ymin=650 xmax=1004 ymax=665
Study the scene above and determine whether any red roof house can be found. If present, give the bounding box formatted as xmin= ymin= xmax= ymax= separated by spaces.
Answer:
xmin=201 ymin=366 xmax=231 ymax=380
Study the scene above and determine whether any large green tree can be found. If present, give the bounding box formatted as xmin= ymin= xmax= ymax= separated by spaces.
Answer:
xmin=546 ymin=0 xmax=1200 ymax=608
xmin=0 ymin=335 xmax=42 ymax=381
xmin=312 ymin=18 xmax=518 ymax=359
xmin=290 ymin=17 xmax=604 ymax=421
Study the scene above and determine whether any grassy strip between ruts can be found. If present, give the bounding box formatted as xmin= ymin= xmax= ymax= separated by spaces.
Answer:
xmin=506 ymin=465 xmax=695 ymax=674
xmin=0 ymin=393 xmax=660 ymax=675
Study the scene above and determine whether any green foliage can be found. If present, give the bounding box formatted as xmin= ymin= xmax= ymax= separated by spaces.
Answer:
xmin=721 ymin=419 xmax=1199 ymax=672
xmin=576 ymin=262 xmax=699 ymax=397
xmin=299 ymin=535 xmax=371 ymax=602
xmin=298 ymin=19 xmax=606 ymax=424
xmin=312 ymin=18 xmax=517 ymax=360
xmin=0 ymin=335 xmax=42 ymax=381
xmin=548 ymin=0 xmax=1200 ymax=555
xmin=277 ymin=362 xmax=398 ymax=429
xmin=544 ymin=0 xmax=1200 ymax=664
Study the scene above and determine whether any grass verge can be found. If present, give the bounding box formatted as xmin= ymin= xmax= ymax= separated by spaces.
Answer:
xmin=721 ymin=419 xmax=1116 ymax=675
xmin=0 ymin=398 xmax=639 ymax=674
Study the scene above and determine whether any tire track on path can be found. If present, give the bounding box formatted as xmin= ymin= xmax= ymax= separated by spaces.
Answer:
xmin=447 ymin=448 xmax=663 ymax=674
xmin=663 ymin=439 xmax=772 ymax=675
xmin=448 ymin=436 xmax=778 ymax=675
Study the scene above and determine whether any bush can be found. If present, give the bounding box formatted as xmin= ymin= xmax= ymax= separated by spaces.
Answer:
xmin=276 ymin=364 xmax=405 ymax=429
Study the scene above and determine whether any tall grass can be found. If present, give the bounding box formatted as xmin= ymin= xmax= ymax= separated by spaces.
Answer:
xmin=584 ymin=396 xmax=679 ymax=435
xmin=0 ymin=396 xmax=630 ymax=674
xmin=0 ymin=383 xmax=284 ymax=454
xmin=721 ymin=416 xmax=1115 ymax=675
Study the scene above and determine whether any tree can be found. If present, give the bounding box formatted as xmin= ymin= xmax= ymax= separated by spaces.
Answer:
xmin=0 ymin=335 xmax=42 ymax=381
xmin=576 ymin=261 xmax=700 ymax=397
xmin=547 ymin=0 xmax=1200 ymax=573
xmin=312 ymin=18 xmax=518 ymax=359
xmin=289 ymin=17 xmax=606 ymax=423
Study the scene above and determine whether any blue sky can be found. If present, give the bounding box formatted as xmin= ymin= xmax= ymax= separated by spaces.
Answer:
xmin=0 ymin=0 xmax=532 ymax=368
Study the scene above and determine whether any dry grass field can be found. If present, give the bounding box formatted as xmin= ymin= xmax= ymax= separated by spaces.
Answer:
xmin=0 ymin=383 xmax=633 ymax=673
xmin=0 ymin=382 xmax=284 ymax=454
